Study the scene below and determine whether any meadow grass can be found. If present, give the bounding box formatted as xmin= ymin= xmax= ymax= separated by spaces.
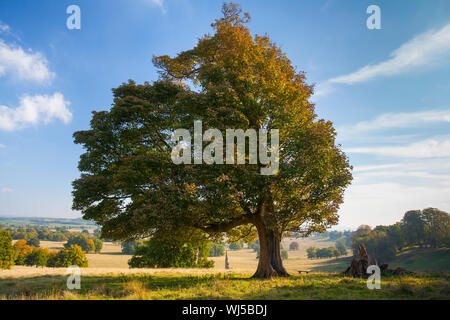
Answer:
xmin=0 ymin=272 xmax=448 ymax=300
xmin=389 ymin=248 xmax=450 ymax=272
xmin=2 ymin=239 xmax=448 ymax=300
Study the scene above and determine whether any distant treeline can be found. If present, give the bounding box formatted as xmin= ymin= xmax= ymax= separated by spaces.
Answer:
xmin=3 ymin=226 xmax=73 ymax=242
xmin=0 ymin=225 xmax=102 ymax=242
xmin=351 ymin=208 xmax=450 ymax=262
xmin=0 ymin=229 xmax=102 ymax=269
xmin=310 ymin=230 xmax=352 ymax=247
xmin=0 ymin=217 xmax=97 ymax=229
xmin=306 ymin=240 xmax=348 ymax=259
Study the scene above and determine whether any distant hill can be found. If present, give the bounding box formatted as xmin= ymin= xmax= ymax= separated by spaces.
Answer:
xmin=388 ymin=248 xmax=450 ymax=273
xmin=0 ymin=217 xmax=97 ymax=230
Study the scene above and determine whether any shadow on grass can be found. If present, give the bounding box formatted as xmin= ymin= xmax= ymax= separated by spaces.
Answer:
xmin=309 ymin=256 xmax=353 ymax=273
xmin=0 ymin=273 xmax=220 ymax=299
xmin=96 ymin=252 xmax=129 ymax=256
xmin=1 ymin=269 xmax=448 ymax=300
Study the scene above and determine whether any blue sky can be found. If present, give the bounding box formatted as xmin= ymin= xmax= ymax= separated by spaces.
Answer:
xmin=0 ymin=0 xmax=450 ymax=229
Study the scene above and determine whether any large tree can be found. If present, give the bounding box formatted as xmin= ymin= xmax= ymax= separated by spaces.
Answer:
xmin=72 ymin=3 xmax=352 ymax=278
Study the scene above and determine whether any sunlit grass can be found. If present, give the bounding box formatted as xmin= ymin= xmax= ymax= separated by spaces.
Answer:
xmin=0 ymin=272 xmax=448 ymax=300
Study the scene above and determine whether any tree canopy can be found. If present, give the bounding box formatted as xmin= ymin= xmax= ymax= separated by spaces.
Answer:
xmin=72 ymin=3 xmax=352 ymax=278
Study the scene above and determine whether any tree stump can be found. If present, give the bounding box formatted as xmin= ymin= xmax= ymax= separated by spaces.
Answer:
xmin=343 ymin=244 xmax=376 ymax=277
xmin=342 ymin=244 xmax=411 ymax=277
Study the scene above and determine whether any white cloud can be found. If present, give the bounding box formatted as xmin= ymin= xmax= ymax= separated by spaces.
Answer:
xmin=314 ymin=23 xmax=450 ymax=97
xmin=331 ymin=23 xmax=450 ymax=84
xmin=1 ymin=187 xmax=13 ymax=193
xmin=353 ymin=163 xmax=401 ymax=172
xmin=346 ymin=136 xmax=450 ymax=158
xmin=338 ymin=108 xmax=450 ymax=137
xmin=0 ymin=39 xmax=55 ymax=83
xmin=0 ymin=143 xmax=4 ymax=148
xmin=0 ymin=93 xmax=72 ymax=131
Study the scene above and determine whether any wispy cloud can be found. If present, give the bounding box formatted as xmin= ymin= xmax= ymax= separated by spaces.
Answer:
xmin=315 ymin=23 xmax=450 ymax=96
xmin=346 ymin=136 xmax=450 ymax=158
xmin=0 ymin=93 xmax=72 ymax=131
xmin=331 ymin=23 xmax=450 ymax=84
xmin=1 ymin=187 xmax=13 ymax=193
xmin=338 ymin=108 xmax=450 ymax=137
xmin=0 ymin=39 xmax=55 ymax=83
xmin=0 ymin=143 xmax=5 ymax=148
xmin=144 ymin=0 xmax=167 ymax=13
xmin=0 ymin=21 xmax=11 ymax=34
xmin=353 ymin=163 xmax=401 ymax=172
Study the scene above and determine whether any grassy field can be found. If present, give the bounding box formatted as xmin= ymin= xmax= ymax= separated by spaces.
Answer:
xmin=8 ymin=238 xmax=352 ymax=273
xmin=0 ymin=272 xmax=448 ymax=300
xmin=2 ymin=238 xmax=449 ymax=300
xmin=389 ymin=248 xmax=450 ymax=272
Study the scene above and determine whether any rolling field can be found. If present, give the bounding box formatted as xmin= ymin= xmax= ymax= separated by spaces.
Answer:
xmin=389 ymin=248 xmax=450 ymax=272
xmin=4 ymin=238 xmax=351 ymax=277
xmin=2 ymin=238 xmax=449 ymax=300
xmin=0 ymin=272 xmax=448 ymax=300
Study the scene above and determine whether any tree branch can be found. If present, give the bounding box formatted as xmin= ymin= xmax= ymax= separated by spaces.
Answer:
xmin=198 ymin=214 xmax=254 ymax=234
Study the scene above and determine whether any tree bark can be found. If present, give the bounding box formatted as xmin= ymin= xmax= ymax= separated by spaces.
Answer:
xmin=252 ymin=220 xmax=289 ymax=278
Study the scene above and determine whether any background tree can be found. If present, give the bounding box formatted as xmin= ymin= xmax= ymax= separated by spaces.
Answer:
xmin=209 ymin=243 xmax=225 ymax=257
xmin=64 ymin=234 xmax=95 ymax=253
xmin=229 ymin=242 xmax=243 ymax=251
xmin=352 ymin=230 xmax=396 ymax=262
xmin=289 ymin=241 xmax=299 ymax=251
xmin=93 ymin=238 xmax=103 ymax=253
xmin=26 ymin=237 xmax=40 ymax=248
xmin=421 ymin=208 xmax=450 ymax=248
xmin=47 ymin=245 xmax=88 ymax=268
xmin=306 ymin=247 xmax=316 ymax=259
xmin=121 ymin=240 xmax=144 ymax=255
xmin=401 ymin=210 xmax=426 ymax=247
xmin=328 ymin=231 xmax=341 ymax=241
xmin=335 ymin=239 xmax=347 ymax=256
xmin=24 ymin=248 xmax=48 ymax=267
xmin=128 ymin=233 xmax=213 ymax=268
xmin=0 ymin=229 xmax=14 ymax=269
xmin=12 ymin=240 xmax=33 ymax=265
xmin=353 ymin=225 xmax=371 ymax=239
xmin=72 ymin=3 xmax=352 ymax=278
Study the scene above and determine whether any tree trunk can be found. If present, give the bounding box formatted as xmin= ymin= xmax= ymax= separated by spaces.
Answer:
xmin=252 ymin=220 xmax=289 ymax=278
